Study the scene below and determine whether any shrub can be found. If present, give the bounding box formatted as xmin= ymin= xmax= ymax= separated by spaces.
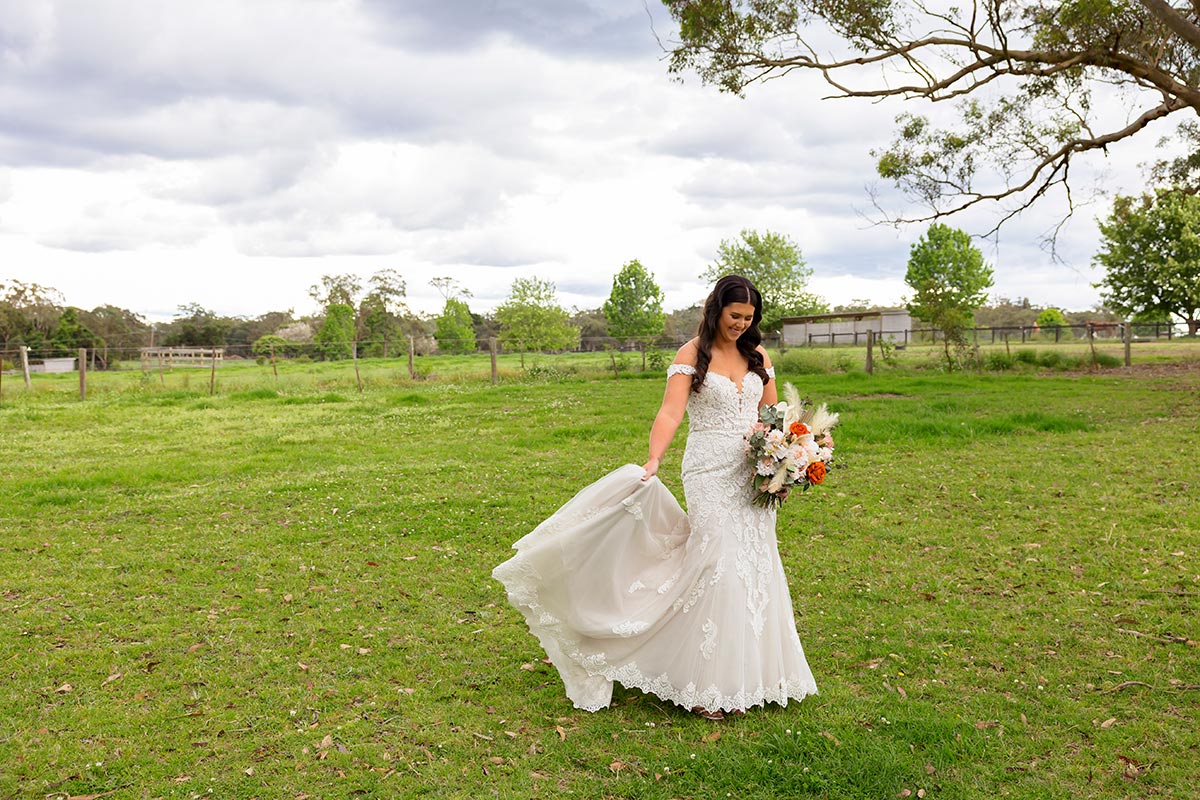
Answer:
xmin=1015 ymin=349 xmax=1039 ymax=364
xmin=646 ymin=348 xmax=670 ymax=372
xmin=1038 ymin=351 xmax=1063 ymax=368
xmin=984 ymin=351 xmax=1016 ymax=371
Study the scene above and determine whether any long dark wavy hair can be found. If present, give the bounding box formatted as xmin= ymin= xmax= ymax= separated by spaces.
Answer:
xmin=691 ymin=274 xmax=769 ymax=393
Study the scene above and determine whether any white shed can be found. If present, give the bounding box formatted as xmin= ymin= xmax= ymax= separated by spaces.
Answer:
xmin=782 ymin=309 xmax=913 ymax=347
xmin=28 ymin=357 xmax=78 ymax=373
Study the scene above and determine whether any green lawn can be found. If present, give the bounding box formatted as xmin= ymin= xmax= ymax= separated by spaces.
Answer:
xmin=1 ymin=358 xmax=1198 ymax=799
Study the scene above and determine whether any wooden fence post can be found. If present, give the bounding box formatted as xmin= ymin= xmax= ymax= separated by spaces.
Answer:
xmin=1124 ymin=320 xmax=1132 ymax=367
xmin=353 ymin=341 xmax=363 ymax=394
xmin=865 ymin=329 xmax=875 ymax=374
xmin=408 ymin=336 xmax=415 ymax=380
xmin=209 ymin=348 xmax=218 ymax=395
xmin=489 ymin=338 xmax=498 ymax=385
xmin=158 ymin=353 xmax=166 ymax=386
xmin=270 ymin=344 xmax=278 ymax=380
xmin=20 ymin=346 xmax=31 ymax=390
xmin=79 ymin=348 xmax=87 ymax=400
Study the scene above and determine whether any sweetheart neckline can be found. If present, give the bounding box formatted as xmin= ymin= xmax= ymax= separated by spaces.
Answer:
xmin=706 ymin=371 xmax=761 ymax=395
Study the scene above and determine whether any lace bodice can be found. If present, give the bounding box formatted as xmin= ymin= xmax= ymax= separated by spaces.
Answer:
xmin=666 ymin=364 xmax=775 ymax=434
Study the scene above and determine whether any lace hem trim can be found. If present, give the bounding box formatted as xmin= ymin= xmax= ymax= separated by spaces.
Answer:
xmin=493 ymin=558 xmax=818 ymax=713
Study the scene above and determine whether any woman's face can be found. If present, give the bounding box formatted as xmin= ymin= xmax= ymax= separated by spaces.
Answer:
xmin=718 ymin=302 xmax=756 ymax=343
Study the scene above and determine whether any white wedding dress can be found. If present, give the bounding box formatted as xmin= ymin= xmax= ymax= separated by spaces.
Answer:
xmin=492 ymin=365 xmax=817 ymax=712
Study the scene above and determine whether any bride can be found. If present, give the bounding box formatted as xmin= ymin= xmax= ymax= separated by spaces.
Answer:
xmin=492 ymin=275 xmax=817 ymax=719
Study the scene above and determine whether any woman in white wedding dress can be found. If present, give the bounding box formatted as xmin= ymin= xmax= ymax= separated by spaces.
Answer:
xmin=492 ymin=275 xmax=817 ymax=719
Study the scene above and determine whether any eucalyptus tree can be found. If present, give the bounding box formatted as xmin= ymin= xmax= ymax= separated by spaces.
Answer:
xmin=664 ymin=1 xmax=1200 ymax=228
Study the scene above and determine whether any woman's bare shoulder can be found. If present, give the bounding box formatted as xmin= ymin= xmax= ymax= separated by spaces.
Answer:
xmin=755 ymin=343 xmax=773 ymax=369
xmin=673 ymin=339 xmax=699 ymax=366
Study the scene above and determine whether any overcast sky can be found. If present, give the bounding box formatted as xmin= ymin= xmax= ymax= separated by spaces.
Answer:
xmin=0 ymin=0 xmax=1170 ymax=322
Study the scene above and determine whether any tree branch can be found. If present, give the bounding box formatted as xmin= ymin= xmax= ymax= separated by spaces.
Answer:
xmin=1138 ymin=0 xmax=1200 ymax=52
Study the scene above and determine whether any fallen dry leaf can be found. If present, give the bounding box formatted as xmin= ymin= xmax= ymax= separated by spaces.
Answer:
xmin=488 ymin=756 xmax=504 ymax=765
xmin=55 ymin=683 xmax=73 ymax=694
xmin=974 ymin=720 xmax=998 ymax=730
xmin=101 ymin=673 xmax=122 ymax=687
xmin=520 ymin=663 xmax=537 ymax=671
xmin=820 ymin=730 xmax=842 ymax=746
xmin=609 ymin=760 xmax=627 ymax=774
xmin=702 ymin=730 xmax=721 ymax=743
xmin=1100 ymin=717 xmax=1117 ymax=729
xmin=556 ymin=725 xmax=566 ymax=741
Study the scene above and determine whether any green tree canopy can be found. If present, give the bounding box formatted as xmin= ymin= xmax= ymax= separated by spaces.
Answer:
xmin=163 ymin=303 xmax=230 ymax=348
xmin=1095 ymin=189 xmax=1200 ymax=336
xmin=435 ymin=297 xmax=476 ymax=354
xmin=78 ymin=305 xmax=150 ymax=351
xmin=0 ymin=280 xmax=63 ymax=348
xmin=664 ymin=1 xmax=1200 ymax=228
xmin=905 ymin=223 xmax=994 ymax=368
xmin=309 ymin=274 xmax=362 ymax=309
xmin=314 ymin=303 xmax=356 ymax=361
xmin=701 ymin=229 xmax=827 ymax=331
xmin=603 ymin=260 xmax=666 ymax=342
xmin=49 ymin=308 xmax=103 ymax=356
xmin=495 ymin=277 xmax=580 ymax=352
xmin=1035 ymin=308 xmax=1068 ymax=329
xmin=356 ymin=270 xmax=409 ymax=357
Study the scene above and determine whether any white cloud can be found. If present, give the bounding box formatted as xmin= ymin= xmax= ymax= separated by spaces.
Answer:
xmin=0 ymin=0 xmax=1155 ymax=323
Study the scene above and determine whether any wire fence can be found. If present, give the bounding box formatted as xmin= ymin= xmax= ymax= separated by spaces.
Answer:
xmin=1 ymin=323 xmax=1194 ymax=401
xmin=802 ymin=321 xmax=1184 ymax=347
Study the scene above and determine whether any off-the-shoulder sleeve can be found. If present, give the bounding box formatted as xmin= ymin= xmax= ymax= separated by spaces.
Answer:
xmin=666 ymin=364 xmax=697 ymax=379
xmin=766 ymin=366 xmax=776 ymax=378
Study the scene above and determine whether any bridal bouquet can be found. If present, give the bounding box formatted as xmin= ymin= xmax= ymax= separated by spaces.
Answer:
xmin=744 ymin=383 xmax=838 ymax=509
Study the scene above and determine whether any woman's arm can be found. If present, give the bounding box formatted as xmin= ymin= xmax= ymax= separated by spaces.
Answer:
xmin=757 ymin=345 xmax=777 ymax=409
xmin=641 ymin=342 xmax=696 ymax=481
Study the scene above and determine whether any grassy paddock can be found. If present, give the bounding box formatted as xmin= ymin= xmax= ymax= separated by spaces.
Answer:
xmin=5 ymin=338 xmax=1199 ymax=401
xmin=1 ymin=365 xmax=1198 ymax=799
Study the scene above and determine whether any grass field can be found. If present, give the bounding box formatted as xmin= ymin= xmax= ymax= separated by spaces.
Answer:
xmin=1 ymin=353 xmax=1198 ymax=799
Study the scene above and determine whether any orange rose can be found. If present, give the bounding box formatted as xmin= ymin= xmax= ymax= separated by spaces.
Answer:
xmin=789 ymin=422 xmax=810 ymax=437
xmin=805 ymin=461 xmax=826 ymax=485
